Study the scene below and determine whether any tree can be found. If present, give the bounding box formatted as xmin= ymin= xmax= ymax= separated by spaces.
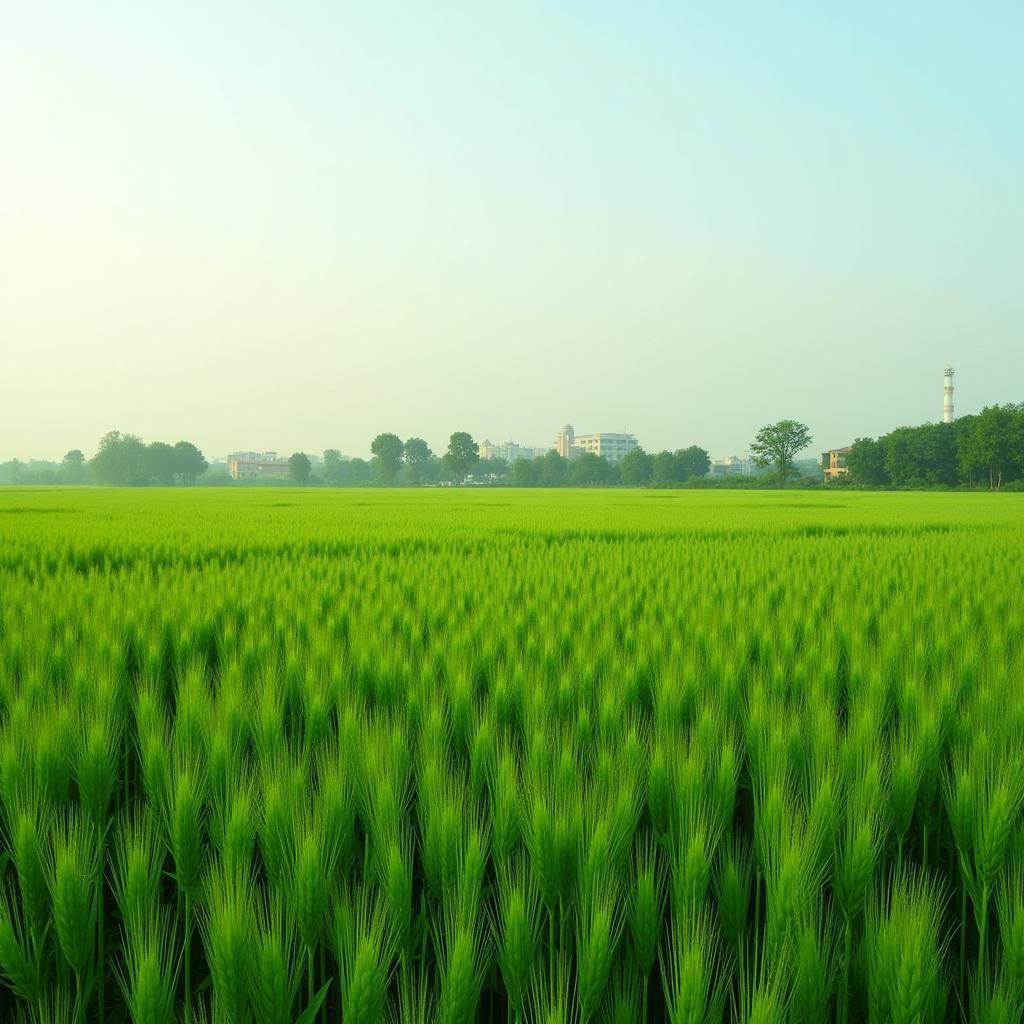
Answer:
xmin=322 ymin=449 xmax=345 ymax=485
xmin=288 ymin=452 xmax=312 ymax=485
xmin=403 ymin=437 xmax=433 ymax=485
xmin=90 ymin=431 xmax=148 ymax=486
xmin=480 ymin=457 xmax=510 ymax=481
xmin=371 ymin=433 xmax=405 ymax=484
xmin=444 ymin=432 xmax=480 ymax=483
xmin=173 ymin=441 xmax=207 ymax=485
xmin=619 ymin=448 xmax=654 ymax=486
xmin=967 ymin=404 xmax=1018 ymax=490
xmin=651 ymin=451 xmax=682 ymax=487
xmin=570 ymin=452 xmax=611 ymax=486
xmin=750 ymin=420 xmax=812 ymax=487
xmin=922 ymin=423 xmax=958 ymax=487
xmin=346 ymin=458 xmax=372 ymax=485
xmin=511 ymin=457 xmax=540 ymax=487
xmin=146 ymin=441 xmax=178 ymax=485
xmin=846 ymin=437 xmax=889 ymax=485
xmin=60 ymin=449 xmax=87 ymax=484
xmin=1010 ymin=407 xmax=1024 ymax=484
xmin=677 ymin=445 xmax=711 ymax=480
xmin=883 ymin=423 xmax=957 ymax=488
xmin=538 ymin=450 xmax=568 ymax=487
xmin=403 ymin=437 xmax=431 ymax=465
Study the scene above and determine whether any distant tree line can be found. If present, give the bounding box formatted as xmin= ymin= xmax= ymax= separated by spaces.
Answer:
xmin=0 ymin=432 xmax=208 ymax=486
xmin=91 ymin=431 xmax=208 ymax=485
xmin=844 ymin=404 xmax=1024 ymax=490
xmin=281 ymin=434 xmax=714 ymax=488
xmin=0 ymin=424 xmax=812 ymax=489
xmin=5 ymin=404 xmax=1021 ymax=490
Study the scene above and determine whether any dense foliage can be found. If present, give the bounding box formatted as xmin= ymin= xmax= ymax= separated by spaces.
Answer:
xmin=91 ymin=433 xmax=208 ymax=487
xmin=0 ymin=433 xmax=718 ymax=489
xmin=0 ymin=489 xmax=1022 ymax=1023
xmin=847 ymin=404 xmax=1024 ymax=490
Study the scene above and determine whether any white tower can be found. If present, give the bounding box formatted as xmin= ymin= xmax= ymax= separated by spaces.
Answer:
xmin=943 ymin=367 xmax=954 ymax=423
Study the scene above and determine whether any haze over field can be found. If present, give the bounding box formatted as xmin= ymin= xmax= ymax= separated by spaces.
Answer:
xmin=2 ymin=2 xmax=1022 ymax=461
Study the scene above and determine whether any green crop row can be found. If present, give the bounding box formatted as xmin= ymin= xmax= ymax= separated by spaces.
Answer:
xmin=0 ymin=488 xmax=1022 ymax=1023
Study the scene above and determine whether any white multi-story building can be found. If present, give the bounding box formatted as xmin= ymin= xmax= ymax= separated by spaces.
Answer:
xmin=480 ymin=440 xmax=550 ymax=462
xmin=709 ymin=456 xmax=754 ymax=477
xmin=552 ymin=424 xmax=638 ymax=463
xmin=572 ymin=432 xmax=638 ymax=463
xmin=550 ymin=424 xmax=640 ymax=463
xmin=479 ymin=440 xmax=522 ymax=462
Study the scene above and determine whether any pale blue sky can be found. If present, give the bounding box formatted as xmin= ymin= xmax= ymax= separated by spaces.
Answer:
xmin=2 ymin=2 xmax=1021 ymax=461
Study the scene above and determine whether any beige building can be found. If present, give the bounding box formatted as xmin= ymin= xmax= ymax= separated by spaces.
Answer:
xmin=554 ymin=424 xmax=576 ymax=459
xmin=553 ymin=424 xmax=639 ymax=463
xmin=227 ymin=452 xmax=290 ymax=480
xmin=821 ymin=447 xmax=852 ymax=480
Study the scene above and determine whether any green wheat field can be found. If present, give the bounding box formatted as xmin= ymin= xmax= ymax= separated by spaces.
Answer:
xmin=1 ymin=487 xmax=1023 ymax=1024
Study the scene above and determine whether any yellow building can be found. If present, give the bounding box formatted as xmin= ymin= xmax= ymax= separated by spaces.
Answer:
xmin=554 ymin=424 xmax=575 ymax=459
xmin=821 ymin=447 xmax=852 ymax=480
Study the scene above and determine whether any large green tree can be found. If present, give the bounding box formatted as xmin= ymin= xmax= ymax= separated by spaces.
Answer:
xmin=511 ymin=457 xmax=540 ymax=486
xmin=371 ymin=433 xmax=405 ymax=484
xmin=1012 ymin=408 xmax=1024 ymax=482
xmin=60 ymin=449 xmax=87 ymax=484
xmin=443 ymin=432 xmax=479 ymax=483
xmin=570 ymin=452 xmax=611 ymax=486
xmin=619 ymin=448 xmax=654 ymax=486
xmin=90 ymin=431 xmax=148 ymax=485
xmin=750 ymin=420 xmax=812 ymax=487
xmin=288 ymin=452 xmax=312 ymax=485
xmin=322 ymin=449 xmax=345 ymax=485
xmin=403 ymin=437 xmax=433 ymax=484
xmin=173 ymin=441 xmax=207 ymax=485
xmin=146 ymin=442 xmax=178 ymax=485
xmin=677 ymin=445 xmax=711 ymax=480
xmin=884 ymin=424 xmax=957 ymax=488
xmin=538 ymin=451 xmax=568 ymax=487
xmin=651 ymin=451 xmax=681 ymax=487
xmin=962 ymin=404 xmax=1019 ymax=490
xmin=846 ymin=437 xmax=889 ymax=485
xmin=346 ymin=458 xmax=373 ymax=485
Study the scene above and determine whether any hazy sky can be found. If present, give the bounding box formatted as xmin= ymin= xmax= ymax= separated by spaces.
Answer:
xmin=2 ymin=2 xmax=1021 ymax=462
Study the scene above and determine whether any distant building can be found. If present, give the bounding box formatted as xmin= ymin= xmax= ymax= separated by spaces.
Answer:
xmin=479 ymin=440 xmax=548 ymax=462
xmin=572 ymin=433 xmax=638 ymax=463
xmin=227 ymin=452 xmax=290 ymax=480
xmin=821 ymin=447 xmax=852 ymax=481
xmin=555 ymin=424 xmax=576 ymax=459
xmin=710 ymin=456 xmax=755 ymax=477
xmin=553 ymin=424 xmax=638 ymax=463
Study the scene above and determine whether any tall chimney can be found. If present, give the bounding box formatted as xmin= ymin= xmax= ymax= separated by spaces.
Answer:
xmin=943 ymin=367 xmax=954 ymax=423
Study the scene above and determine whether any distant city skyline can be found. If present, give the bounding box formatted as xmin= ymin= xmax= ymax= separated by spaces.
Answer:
xmin=0 ymin=373 xmax=1002 ymax=466
xmin=2 ymin=5 xmax=1021 ymax=463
